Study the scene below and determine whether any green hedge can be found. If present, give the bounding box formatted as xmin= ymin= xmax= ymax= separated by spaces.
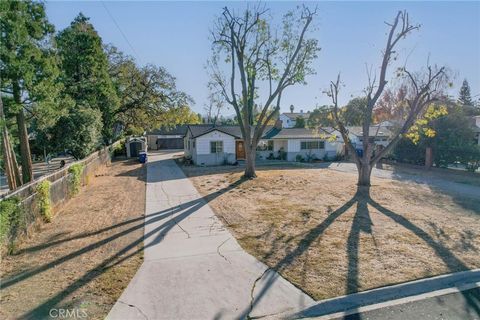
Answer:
xmin=68 ymin=163 xmax=84 ymax=196
xmin=0 ymin=197 xmax=23 ymax=248
xmin=36 ymin=180 xmax=52 ymax=222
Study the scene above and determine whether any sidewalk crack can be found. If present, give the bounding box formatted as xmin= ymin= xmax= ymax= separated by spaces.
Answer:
xmin=247 ymin=268 xmax=271 ymax=319
xmin=117 ymin=300 xmax=149 ymax=320
xmin=217 ymin=238 xmax=231 ymax=263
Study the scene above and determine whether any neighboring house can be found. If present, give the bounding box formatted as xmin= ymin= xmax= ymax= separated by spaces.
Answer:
xmin=347 ymin=126 xmax=393 ymax=151
xmin=279 ymin=111 xmax=311 ymax=128
xmin=183 ymin=121 xmax=344 ymax=166
xmin=146 ymin=125 xmax=188 ymax=150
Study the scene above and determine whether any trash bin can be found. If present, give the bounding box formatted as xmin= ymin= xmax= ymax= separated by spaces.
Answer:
xmin=139 ymin=152 xmax=148 ymax=163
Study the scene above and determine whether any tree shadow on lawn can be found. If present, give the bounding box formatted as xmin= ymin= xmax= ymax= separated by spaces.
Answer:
xmin=235 ymin=186 xmax=480 ymax=320
xmin=0 ymin=177 xmax=246 ymax=319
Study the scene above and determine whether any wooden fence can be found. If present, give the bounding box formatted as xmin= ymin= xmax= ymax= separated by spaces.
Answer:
xmin=0 ymin=142 xmax=120 ymax=250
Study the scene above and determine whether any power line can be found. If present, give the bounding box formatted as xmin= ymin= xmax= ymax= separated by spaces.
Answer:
xmin=101 ymin=1 xmax=142 ymax=64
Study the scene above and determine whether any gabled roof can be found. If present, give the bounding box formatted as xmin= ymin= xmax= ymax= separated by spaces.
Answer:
xmin=347 ymin=126 xmax=392 ymax=137
xmin=280 ymin=112 xmax=311 ymax=120
xmin=186 ymin=124 xmax=276 ymax=139
xmin=186 ymin=125 xmax=242 ymax=138
xmin=186 ymin=124 xmax=373 ymax=140
xmin=147 ymin=125 xmax=188 ymax=136
xmin=264 ymin=127 xmax=338 ymax=139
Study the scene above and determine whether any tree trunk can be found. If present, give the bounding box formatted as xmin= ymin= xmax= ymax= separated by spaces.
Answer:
xmin=0 ymin=95 xmax=19 ymax=190
xmin=244 ymin=145 xmax=257 ymax=178
xmin=13 ymin=81 xmax=33 ymax=183
xmin=357 ymin=163 xmax=372 ymax=186
xmin=11 ymin=144 xmax=22 ymax=186
xmin=425 ymin=147 xmax=433 ymax=170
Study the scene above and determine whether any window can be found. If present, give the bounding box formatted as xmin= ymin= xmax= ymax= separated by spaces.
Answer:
xmin=193 ymin=140 xmax=196 ymax=148
xmin=256 ymin=140 xmax=274 ymax=151
xmin=300 ymin=140 xmax=325 ymax=150
xmin=210 ymin=141 xmax=223 ymax=153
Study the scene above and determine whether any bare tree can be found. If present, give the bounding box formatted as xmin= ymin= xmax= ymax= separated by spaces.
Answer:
xmin=204 ymin=84 xmax=225 ymax=125
xmin=327 ymin=11 xmax=449 ymax=186
xmin=210 ymin=5 xmax=319 ymax=178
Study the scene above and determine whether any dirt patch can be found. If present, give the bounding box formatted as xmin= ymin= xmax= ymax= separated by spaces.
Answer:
xmin=181 ymin=165 xmax=480 ymax=300
xmin=0 ymin=159 xmax=146 ymax=319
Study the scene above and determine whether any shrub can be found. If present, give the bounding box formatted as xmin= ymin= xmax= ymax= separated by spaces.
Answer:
xmin=69 ymin=163 xmax=84 ymax=196
xmin=112 ymin=139 xmax=126 ymax=157
xmin=0 ymin=197 xmax=22 ymax=244
xmin=295 ymin=154 xmax=304 ymax=162
xmin=306 ymin=152 xmax=317 ymax=163
xmin=36 ymin=180 xmax=52 ymax=222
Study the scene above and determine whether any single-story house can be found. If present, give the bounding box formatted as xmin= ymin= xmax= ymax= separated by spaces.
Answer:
xmin=347 ymin=126 xmax=393 ymax=150
xmin=146 ymin=125 xmax=188 ymax=150
xmin=126 ymin=136 xmax=147 ymax=158
xmin=183 ymin=121 xmax=344 ymax=166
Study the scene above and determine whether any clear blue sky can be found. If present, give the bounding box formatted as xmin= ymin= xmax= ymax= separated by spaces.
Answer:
xmin=46 ymin=1 xmax=480 ymax=115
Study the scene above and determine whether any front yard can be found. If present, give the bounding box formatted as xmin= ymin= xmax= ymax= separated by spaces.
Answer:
xmin=0 ymin=159 xmax=146 ymax=319
xmin=181 ymin=164 xmax=480 ymax=300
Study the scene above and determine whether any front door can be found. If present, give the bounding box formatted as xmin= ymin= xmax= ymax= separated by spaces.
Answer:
xmin=236 ymin=141 xmax=245 ymax=160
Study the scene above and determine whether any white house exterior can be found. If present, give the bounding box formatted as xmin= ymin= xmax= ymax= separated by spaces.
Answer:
xmin=184 ymin=124 xmax=344 ymax=166
xmin=347 ymin=126 xmax=393 ymax=150
xmin=279 ymin=112 xmax=311 ymax=128
xmin=185 ymin=129 xmax=236 ymax=166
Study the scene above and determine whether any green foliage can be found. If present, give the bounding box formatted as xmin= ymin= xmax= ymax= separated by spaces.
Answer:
xmin=50 ymin=107 xmax=102 ymax=159
xmin=307 ymin=98 xmax=368 ymax=128
xmin=36 ymin=180 xmax=52 ymax=222
xmin=457 ymin=79 xmax=479 ymax=116
xmin=68 ymin=163 xmax=85 ymax=196
xmin=343 ymin=97 xmax=368 ymax=126
xmin=307 ymin=105 xmax=334 ymax=128
xmin=393 ymin=138 xmax=426 ymax=165
xmin=112 ymin=139 xmax=126 ymax=157
xmin=405 ymin=104 xmax=448 ymax=144
xmin=294 ymin=117 xmax=306 ymax=128
xmin=395 ymin=104 xmax=480 ymax=169
xmin=429 ymin=109 xmax=478 ymax=167
xmin=106 ymin=45 xmax=196 ymax=132
xmin=56 ymin=13 xmax=119 ymax=141
xmin=0 ymin=0 xmax=67 ymax=127
xmin=0 ymin=197 xmax=22 ymax=244
xmin=295 ymin=154 xmax=304 ymax=162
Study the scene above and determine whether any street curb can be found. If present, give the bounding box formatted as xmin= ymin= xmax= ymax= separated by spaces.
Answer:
xmin=284 ymin=268 xmax=480 ymax=319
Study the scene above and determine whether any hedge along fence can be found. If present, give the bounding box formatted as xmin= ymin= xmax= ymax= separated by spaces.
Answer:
xmin=0 ymin=141 xmax=121 ymax=252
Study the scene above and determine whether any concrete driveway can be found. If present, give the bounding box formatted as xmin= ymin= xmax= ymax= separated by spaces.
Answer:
xmin=107 ymin=151 xmax=313 ymax=320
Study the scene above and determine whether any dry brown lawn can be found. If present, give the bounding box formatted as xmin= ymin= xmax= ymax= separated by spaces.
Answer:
xmin=0 ymin=159 xmax=146 ymax=319
xmin=181 ymin=164 xmax=480 ymax=300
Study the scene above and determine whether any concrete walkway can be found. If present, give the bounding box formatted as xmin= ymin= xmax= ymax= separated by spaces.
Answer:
xmin=107 ymin=151 xmax=313 ymax=320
